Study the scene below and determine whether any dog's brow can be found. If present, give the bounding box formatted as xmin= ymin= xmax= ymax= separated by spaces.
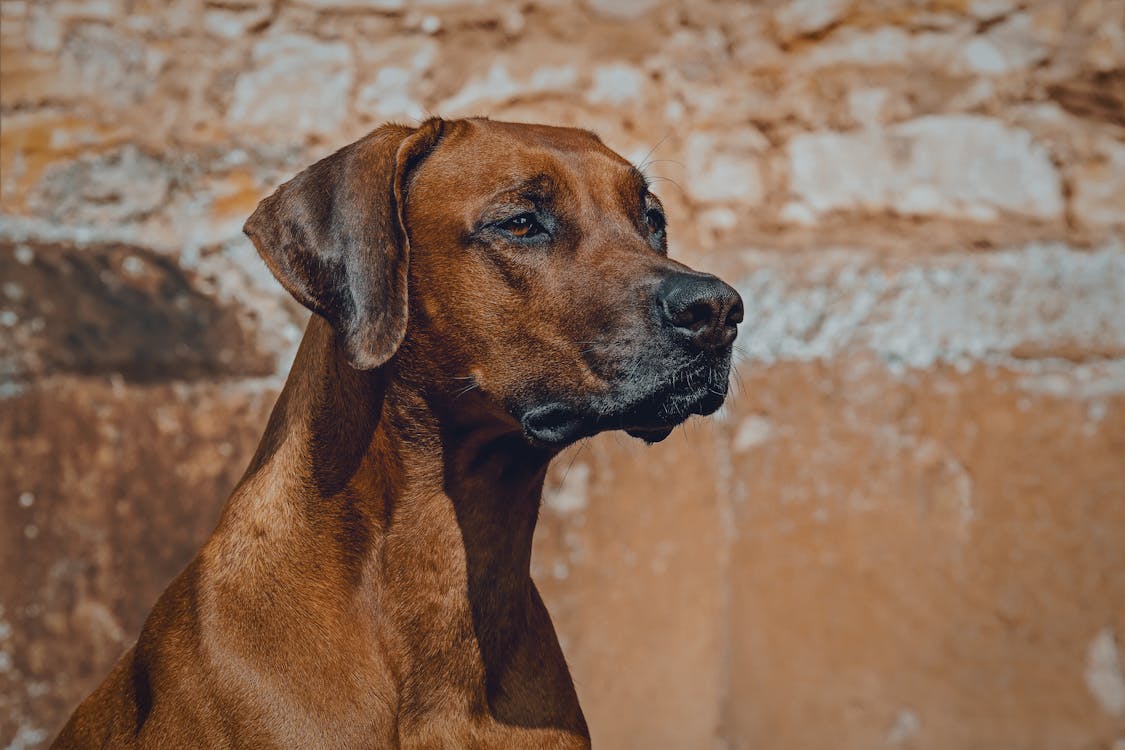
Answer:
xmin=489 ymin=174 xmax=556 ymax=204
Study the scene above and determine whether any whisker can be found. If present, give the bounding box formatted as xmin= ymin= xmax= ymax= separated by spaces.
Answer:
xmin=635 ymin=133 xmax=672 ymax=175
xmin=454 ymin=383 xmax=480 ymax=399
xmin=645 ymin=175 xmax=687 ymax=198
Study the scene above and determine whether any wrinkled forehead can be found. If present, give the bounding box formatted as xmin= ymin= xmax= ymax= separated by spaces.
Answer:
xmin=408 ymin=119 xmax=648 ymax=214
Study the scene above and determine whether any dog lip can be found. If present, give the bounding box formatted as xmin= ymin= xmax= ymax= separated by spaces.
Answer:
xmin=518 ymin=356 xmax=731 ymax=447
xmin=615 ymin=385 xmax=726 ymax=427
xmin=519 ymin=384 xmax=727 ymax=448
xmin=519 ymin=403 xmax=595 ymax=447
xmin=623 ymin=425 xmax=675 ymax=444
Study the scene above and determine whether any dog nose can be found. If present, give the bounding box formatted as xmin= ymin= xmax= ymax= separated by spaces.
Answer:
xmin=657 ymin=273 xmax=744 ymax=350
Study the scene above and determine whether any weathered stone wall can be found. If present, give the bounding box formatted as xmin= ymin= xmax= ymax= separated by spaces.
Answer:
xmin=2 ymin=0 xmax=1123 ymax=747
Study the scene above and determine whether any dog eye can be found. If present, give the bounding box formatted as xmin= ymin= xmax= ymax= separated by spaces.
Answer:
xmin=498 ymin=213 xmax=545 ymax=239
xmin=645 ymin=208 xmax=666 ymax=234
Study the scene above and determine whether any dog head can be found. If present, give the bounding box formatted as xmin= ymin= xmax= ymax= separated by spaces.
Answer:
xmin=246 ymin=118 xmax=742 ymax=449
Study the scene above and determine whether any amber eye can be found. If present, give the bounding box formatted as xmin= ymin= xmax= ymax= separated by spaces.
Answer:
xmin=498 ymin=213 xmax=545 ymax=239
xmin=646 ymin=208 xmax=666 ymax=234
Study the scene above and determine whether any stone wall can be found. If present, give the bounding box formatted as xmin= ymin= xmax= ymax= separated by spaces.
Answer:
xmin=2 ymin=0 xmax=1124 ymax=747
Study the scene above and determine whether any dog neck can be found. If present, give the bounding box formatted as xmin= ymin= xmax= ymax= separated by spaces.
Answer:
xmin=220 ymin=316 xmax=577 ymax=727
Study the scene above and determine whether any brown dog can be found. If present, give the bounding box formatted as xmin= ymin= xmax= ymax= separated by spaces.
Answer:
xmin=53 ymin=118 xmax=742 ymax=748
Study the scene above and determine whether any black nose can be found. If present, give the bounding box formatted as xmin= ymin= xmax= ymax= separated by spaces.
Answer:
xmin=656 ymin=272 xmax=744 ymax=350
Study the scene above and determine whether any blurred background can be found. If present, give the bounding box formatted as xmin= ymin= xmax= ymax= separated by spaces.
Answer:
xmin=2 ymin=0 xmax=1124 ymax=747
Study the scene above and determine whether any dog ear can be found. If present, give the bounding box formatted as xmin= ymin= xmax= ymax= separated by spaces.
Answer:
xmin=244 ymin=119 xmax=445 ymax=370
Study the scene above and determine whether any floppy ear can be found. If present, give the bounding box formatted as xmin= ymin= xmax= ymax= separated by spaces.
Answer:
xmin=244 ymin=119 xmax=445 ymax=370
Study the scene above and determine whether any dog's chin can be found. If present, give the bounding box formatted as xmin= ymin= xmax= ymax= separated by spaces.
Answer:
xmin=519 ymin=387 xmax=727 ymax=449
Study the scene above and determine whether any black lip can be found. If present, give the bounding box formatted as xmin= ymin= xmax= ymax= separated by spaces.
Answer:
xmin=520 ymin=403 xmax=597 ymax=446
xmin=518 ymin=364 xmax=730 ymax=448
xmin=623 ymin=425 xmax=675 ymax=444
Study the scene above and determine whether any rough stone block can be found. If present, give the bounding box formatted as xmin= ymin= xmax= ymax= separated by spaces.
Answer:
xmin=732 ymin=242 xmax=1125 ymax=368
xmin=226 ymin=35 xmax=353 ymax=140
xmin=535 ymin=426 xmax=728 ymax=749
xmin=439 ymin=61 xmax=579 ymax=115
xmin=683 ymin=131 xmax=767 ymax=205
xmin=292 ymin=0 xmax=404 ymax=9
xmin=586 ymin=63 xmax=647 ymax=105
xmin=772 ymin=0 xmax=851 ymax=42
xmin=1071 ymin=139 xmax=1125 ymax=227
xmin=58 ymin=24 xmax=163 ymax=108
xmin=0 ymin=379 xmax=277 ymax=745
xmin=27 ymin=146 xmax=171 ymax=226
xmin=953 ymin=13 xmax=1050 ymax=75
xmin=585 ymin=0 xmax=662 ymax=20
xmin=787 ymin=116 xmax=1064 ymax=220
xmin=723 ymin=359 xmax=1125 ymax=750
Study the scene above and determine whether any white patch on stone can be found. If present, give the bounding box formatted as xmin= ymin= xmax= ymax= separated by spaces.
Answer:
xmin=293 ymin=0 xmax=404 ymax=8
xmin=411 ymin=0 xmax=488 ymax=6
xmin=735 ymin=242 xmax=1125 ymax=371
xmin=886 ymin=708 xmax=920 ymax=745
xmin=1017 ymin=361 xmax=1125 ymax=398
xmin=27 ymin=3 xmax=62 ymax=51
xmin=8 ymin=725 xmax=49 ymax=750
xmin=356 ymin=67 xmax=425 ymax=120
xmin=18 ymin=492 xmax=34 ymax=508
xmin=734 ymin=415 xmax=774 ymax=451
xmin=700 ymin=207 xmax=738 ymax=233
xmin=967 ymin=0 xmax=1016 ymax=20
xmin=587 ymin=63 xmax=646 ymax=105
xmin=501 ymin=9 xmax=525 ymax=35
xmin=683 ymin=131 xmax=767 ymax=204
xmin=788 ymin=115 xmax=1063 ymax=219
xmin=958 ymin=37 xmax=1008 ymax=74
xmin=1086 ymin=628 xmax=1125 ymax=716
xmin=59 ymin=24 xmax=163 ymax=108
xmin=47 ymin=0 xmax=118 ymax=19
xmin=227 ymin=35 xmax=353 ymax=140
xmin=847 ymin=87 xmax=890 ymax=127
xmin=30 ymin=145 xmax=172 ymax=225
xmin=530 ymin=66 xmax=578 ymax=90
xmin=203 ymin=8 xmax=268 ymax=40
xmin=773 ymin=0 xmax=850 ymax=41
xmin=545 ymin=462 xmax=590 ymax=515
xmin=586 ymin=0 xmax=661 ymax=20
xmin=954 ymin=14 xmax=1049 ymax=75
xmin=798 ymin=26 xmax=911 ymax=68
xmin=121 ymin=255 xmax=145 ymax=276
xmin=440 ymin=63 xmax=577 ymax=114
xmin=0 ymin=382 xmax=27 ymax=399
xmin=780 ymin=202 xmax=817 ymax=227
